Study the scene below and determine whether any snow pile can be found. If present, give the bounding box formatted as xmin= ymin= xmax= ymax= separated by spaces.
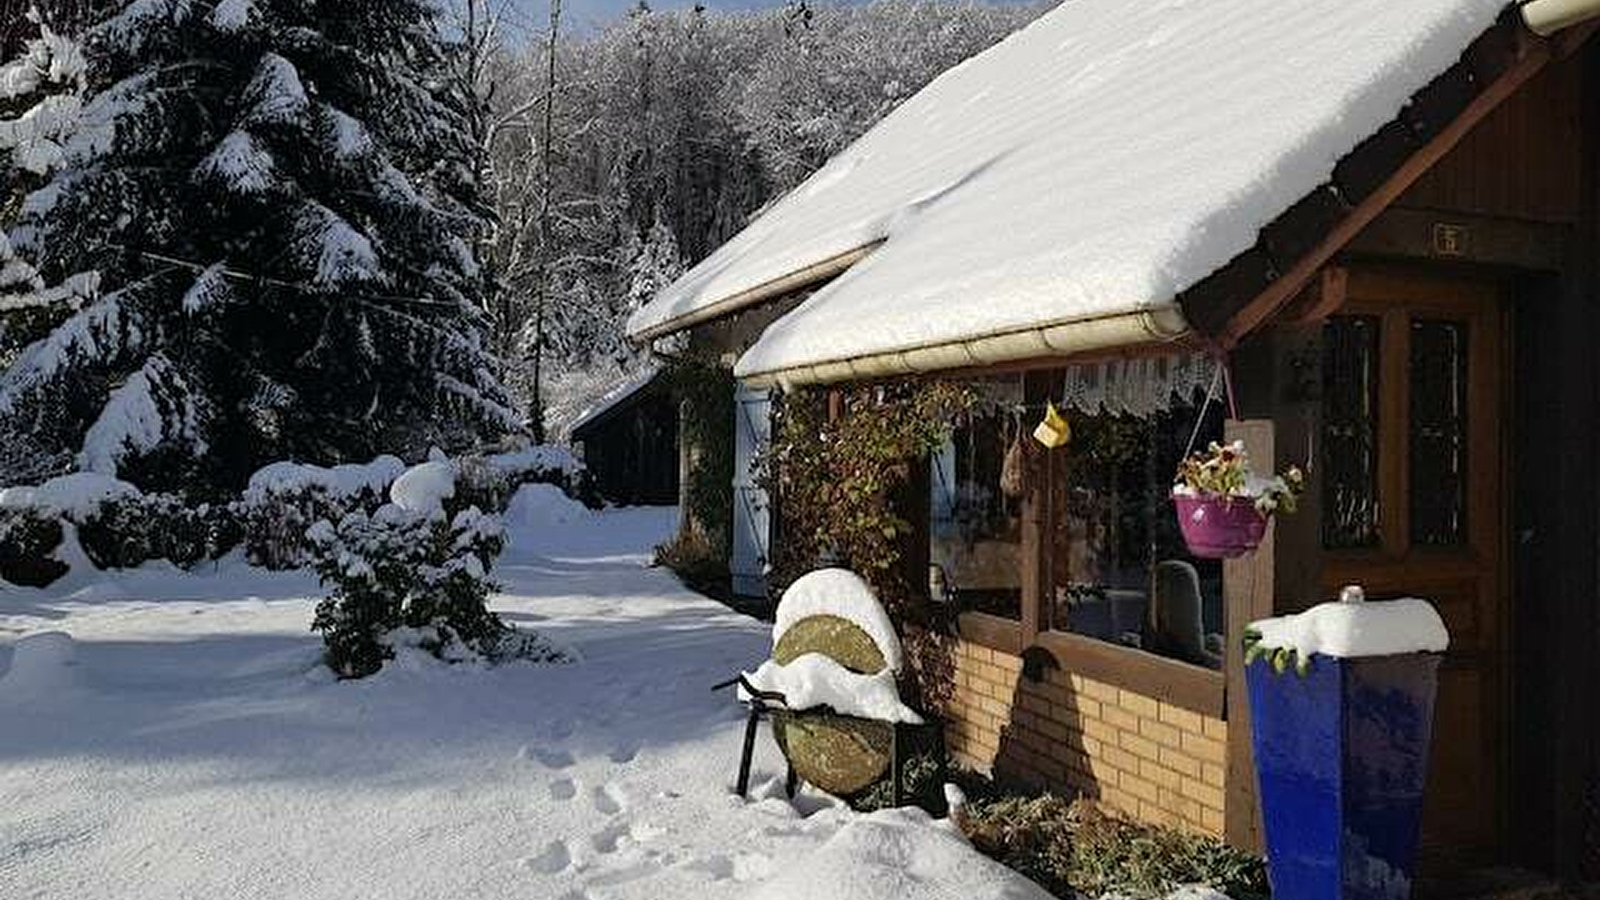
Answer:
xmin=774 ymin=568 xmax=904 ymax=672
xmin=741 ymin=653 xmax=923 ymax=724
xmin=0 ymin=471 xmax=140 ymax=518
xmin=743 ymin=806 xmax=1053 ymax=900
xmin=389 ymin=459 xmax=457 ymax=518
xmin=0 ymin=631 xmax=81 ymax=703
xmin=1250 ymin=597 xmax=1448 ymax=659
xmin=504 ymin=482 xmax=587 ymax=531
xmin=629 ymin=0 xmax=1505 ymax=380
xmin=246 ymin=455 xmax=406 ymax=500
xmin=485 ymin=443 xmax=583 ymax=480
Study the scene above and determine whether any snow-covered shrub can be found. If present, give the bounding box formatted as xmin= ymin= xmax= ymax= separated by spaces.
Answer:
xmin=75 ymin=492 xmax=219 ymax=570
xmin=308 ymin=462 xmax=564 ymax=678
xmin=460 ymin=444 xmax=596 ymax=513
xmin=236 ymin=456 xmax=403 ymax=569
xmin=0 ymin=505 xmax=67 ymax=586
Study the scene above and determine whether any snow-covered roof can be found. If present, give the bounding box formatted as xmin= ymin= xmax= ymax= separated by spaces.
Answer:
xmin=567 ymin=365 xmax=662 ymax=437
xmin=626 ymin=0 xmax=1505 ymax=383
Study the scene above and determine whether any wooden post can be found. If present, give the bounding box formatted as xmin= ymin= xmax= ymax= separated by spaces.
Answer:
xmin=1223 ymin=418 xmax=1276 ymax=852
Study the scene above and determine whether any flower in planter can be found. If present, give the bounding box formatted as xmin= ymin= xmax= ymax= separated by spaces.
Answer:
xmin=1172 ymin=440 xmax=1303 ymax=514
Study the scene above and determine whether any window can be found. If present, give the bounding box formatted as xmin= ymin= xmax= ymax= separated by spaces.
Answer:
xmin=1047 ymin=404 xmax=1225 ymax=669
xmin=928 ymin=377 xmax=1024 ymax=619
xmin=1321 ymin=315 xmax=1381 ymax=548
xmin=1409 ymin=319 xmax=1468 ymax=547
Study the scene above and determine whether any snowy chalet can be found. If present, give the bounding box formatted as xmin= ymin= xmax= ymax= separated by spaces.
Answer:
xmin=627 ymin=0 xmax=1600 ymax=887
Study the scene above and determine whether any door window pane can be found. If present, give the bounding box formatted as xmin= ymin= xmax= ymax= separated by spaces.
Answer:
xmin=1409 ymin=319 xmax=1468 ymax=546
xmin=1322 ymin=315 xmax=1381 ymax=548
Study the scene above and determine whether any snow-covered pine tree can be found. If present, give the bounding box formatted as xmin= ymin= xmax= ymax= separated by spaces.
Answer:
xmin=0 ymin=0 xmax=516 ymax=493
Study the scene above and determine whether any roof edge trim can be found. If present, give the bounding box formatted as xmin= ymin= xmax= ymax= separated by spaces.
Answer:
xmin=737 ymin=305 xmax=1192 ymax=389
xmin=629 ymin=242 xmax=884 ymax=343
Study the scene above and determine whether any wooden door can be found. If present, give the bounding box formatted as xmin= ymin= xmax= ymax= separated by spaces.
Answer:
xmin=1319 ymin=267 xmax=1508 ymax=866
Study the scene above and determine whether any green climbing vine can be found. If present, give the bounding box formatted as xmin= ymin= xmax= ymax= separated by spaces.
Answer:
xmin=656 ymin=360 xmax=735 ymax=587
xmin=759 ymin=379 xmax=975 ymax=705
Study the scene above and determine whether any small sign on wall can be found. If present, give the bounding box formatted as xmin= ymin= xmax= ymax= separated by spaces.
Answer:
xmin=1432 ymin=222 xmax=1470 ymax=258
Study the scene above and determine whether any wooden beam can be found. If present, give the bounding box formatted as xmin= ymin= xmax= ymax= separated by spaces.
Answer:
xmin=1279 ymin=266 xmax=1349 ymax=325
xmin=1223 ymin=419 xmax=1277 ymax=852
xmin=1218 ymin=27 xmax=1568 ymax=346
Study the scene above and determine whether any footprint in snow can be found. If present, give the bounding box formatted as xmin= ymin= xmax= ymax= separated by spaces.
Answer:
xmin=588 ymin=821 xmax=631 ymax=854
xmin=521 ymin=840 xmax=573 ymax=874
xmin=519 ymin=745 xmax=575 ymax=770
xmin=591 ymin=784 xmax=625 ymax=815
xmin=548 ymin=778 xmax=578 ymax=801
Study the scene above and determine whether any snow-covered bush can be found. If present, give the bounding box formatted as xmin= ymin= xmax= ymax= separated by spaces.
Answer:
xmin=0 ymin=504 xmax=66 ymax=586
xmin=308 ymin=461 xmax=565 ymax=678
xmin=75 ymin=491 xmax=222 ymax=570
xmin=236 ymin=456 xmax=404 ymax=569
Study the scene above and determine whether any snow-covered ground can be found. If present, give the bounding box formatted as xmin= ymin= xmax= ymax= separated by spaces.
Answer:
xmin=0 ymin=490 xmax=1049 ymax=900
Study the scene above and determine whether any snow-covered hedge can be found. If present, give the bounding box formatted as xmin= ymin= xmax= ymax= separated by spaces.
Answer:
xmin=237 ymin=455 xmax=405 ymax=569
xmin=0 ymin=444 xmax=589 ymax=587
xmin=308 ymin=459 xmax=570 ymax=678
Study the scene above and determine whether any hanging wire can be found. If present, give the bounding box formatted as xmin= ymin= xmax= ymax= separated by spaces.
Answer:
xmin=1183 ymin=363 xmax=1222 ymax=460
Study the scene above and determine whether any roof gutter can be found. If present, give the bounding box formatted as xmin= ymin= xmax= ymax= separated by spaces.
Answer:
xmin=737 ymin=305 xmax=1192 ymax=389
xmin=1521 ymin=0 xmax=1600 ymax=36
xmin=629 ymin=242 xmax=883 ymax=344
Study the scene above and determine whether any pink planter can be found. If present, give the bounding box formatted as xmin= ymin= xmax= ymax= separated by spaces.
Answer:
xmin=1173 ymin=493 xmax=1268 ymax=559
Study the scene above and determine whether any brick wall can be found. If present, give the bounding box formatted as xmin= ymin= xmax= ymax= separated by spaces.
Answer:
xmin=942 ymin=637 xmax=1227 ymax=836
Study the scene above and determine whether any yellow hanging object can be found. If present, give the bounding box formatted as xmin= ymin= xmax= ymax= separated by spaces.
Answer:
xmin=1032 ymin=402 xmax=1071 ymax=449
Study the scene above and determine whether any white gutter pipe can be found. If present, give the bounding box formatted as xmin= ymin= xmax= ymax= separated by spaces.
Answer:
xmin=736 ymin=305 xmax=1192 ymax=389
xmin=1521 ymin=0 xmax=1600 ymax=36
xmin=628 ymin=243 xmax=882 ymax=343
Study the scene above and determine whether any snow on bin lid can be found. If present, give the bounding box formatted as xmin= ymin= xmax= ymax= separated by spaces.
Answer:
xmin=628 ymin=0 xmax=1505 ymax=382
xmin=774 ymin=568 xmax=904 ymax=673
xmin=740 ymin=654 xmax=924 ymax=724
xmin=1249 ymin=596 xmax=1449 ymax=660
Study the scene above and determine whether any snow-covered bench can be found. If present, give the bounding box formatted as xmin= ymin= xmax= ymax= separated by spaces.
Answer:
xmin=719 ymin=568 xmax=944 ymax=804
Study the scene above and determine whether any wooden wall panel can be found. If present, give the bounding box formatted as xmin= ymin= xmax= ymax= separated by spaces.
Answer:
xmin=1398 ymin=51 xmax=1585 ymax=223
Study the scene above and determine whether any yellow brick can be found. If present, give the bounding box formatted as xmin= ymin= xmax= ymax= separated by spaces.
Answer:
xmin=1081 ymin=718 xmax=1118 ymax=746
xmin=1140 ymin=800 xmax=1180 ymax=827
xmin=1200 ymin=807 xmax=1226 ymax=836
xmin=1103 ymin=704 xmax=1140 ymax=733
xmin=978 ymin=695 xmax=1011 ymax=718
xmin=1086 ymin=756 xmax=1121 ymax=787
xmin=1120 ymin=773 xmax=1160 ymax=804
xmin=1035 ymin=716 xmax=1069 ymax=743
xmin=1139 ymin=718 xmax=1184 ymax=749
xmin=1103 ymin=744 xmax=1140 ymax=774
xmin=1158 ymin=703 xmax=1205 ymax=735
xmin=1120 ymin=731 xmax=1162 ymax=762
xmin=1202 ymin=762 xmax=1225 ymax=788
xmin=1101 ymin=787 xmax=1140 ymax=816
xmin=1140 ymin=758 xmax=1183 ymax=789
xmin=992 ymin=651 xmax=1023 ymax=674
xmin=1119 ymin=690 xmax=1160 ymax=719
xmin=1080 ymin=677 xmax=1120 ymax=703
xmin=1203 ymin=716 xmax=1227 ymax=741
xmin=1181 ymin=731 xmax=1227 ymax=764
xmin=1158 ymin=745 xmax=1201 ymax=779
xmin=1180 ymin=778 xmax=1225 ymax=811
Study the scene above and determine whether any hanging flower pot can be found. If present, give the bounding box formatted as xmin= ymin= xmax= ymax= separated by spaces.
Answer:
xmin=1172 ymin=440 xmax=1302 ymax=560
xmin=1173 ymin=493 xmax=1269 ymax=558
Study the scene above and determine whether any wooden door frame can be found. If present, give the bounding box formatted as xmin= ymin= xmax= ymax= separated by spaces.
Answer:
xmin=1323 ymin=262 xmax=1515 ymax=861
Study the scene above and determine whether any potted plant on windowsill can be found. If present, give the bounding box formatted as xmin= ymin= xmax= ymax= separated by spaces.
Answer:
xmin=1171 ymin=440 xmax=1302 ymax=559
